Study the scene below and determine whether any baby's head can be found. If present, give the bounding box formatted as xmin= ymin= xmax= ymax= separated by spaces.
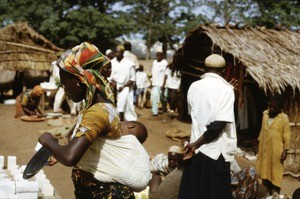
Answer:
xmin=121 ymin=121 xmax=148 ymax=144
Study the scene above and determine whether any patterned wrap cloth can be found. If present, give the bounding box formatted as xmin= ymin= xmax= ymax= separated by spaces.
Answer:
xmin=59 ymin=42 xmax=115 ymax=110
xmin=72 ymin=169 xmax=135 ymax=199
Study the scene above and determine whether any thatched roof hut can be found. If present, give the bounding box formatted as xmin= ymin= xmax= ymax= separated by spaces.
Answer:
xmin=0 ymin=22 xmax=63 ymax=71
xmin=173 ymin=25 xmax=300 ymax=94
xmin=172 ymin=24 xmax=300 ymax=133
xmin=172 ymin=24 xmax=300 ymax=175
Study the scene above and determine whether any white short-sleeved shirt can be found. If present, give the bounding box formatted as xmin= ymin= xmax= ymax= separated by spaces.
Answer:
xmin=165 ymin=68 xmax=181 ymax=90
xmin=136 ymin=71 xmax=148 ymax=89
xmin=110 ymin=57 xmax=136 ymax=90
xmin=151 ymin=59 xmax=168 ymax=87
xmin=187 ymin=73 xmax=237 ymax=162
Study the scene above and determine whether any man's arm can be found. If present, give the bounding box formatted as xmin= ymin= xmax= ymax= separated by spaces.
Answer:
xmin=183 ymin=121 xmax=226 ymax=160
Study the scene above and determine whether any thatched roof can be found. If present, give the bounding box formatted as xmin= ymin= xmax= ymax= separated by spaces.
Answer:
xmin=173 ymin=25 xmax=300 ymax=94
xmin=0 ymin=22 xmax=63 ymax=71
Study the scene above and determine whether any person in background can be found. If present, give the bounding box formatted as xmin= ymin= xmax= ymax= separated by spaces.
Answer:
xmin=151 ymin=51 xmax=168 ymax=116
xmin=105 ymin=49 xmax=115 ymax=60
xmin=149 ymin=145 xmax=184 ymax=199
xmin=150 ymin=145 xmax=183 ymax=176
xmin=230 ymin=158 xmax=258 ymax=199
xmin=162 ymin=64 xmax=181 ymax=114
xmin=15 ymin=85 xmax=44 ymax=118
xmin=178 ymin=54 xmax=237 ymax=199
xmin=38 ymin=42 xmax=136 ymax=199
xmin=292 ymin=188 xmax=300 ymax=199
xmin=123 ymin=41 xmax=139 ymax=70
xmin=256 ymin=94 xmax=291 ymax=195
xmin=123 ymin=41 xmax=139 ymax=112
xmin=109 ymin=45 xmax=137 ymax=121
xmin=134 ymin=64 xmax=148 ymax=109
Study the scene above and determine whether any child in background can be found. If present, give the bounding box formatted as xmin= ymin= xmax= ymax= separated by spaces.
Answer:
xmin=256 ymin=94 xmax=291 ymax=195
xmin=135 ymin=64 xmax=148 ymax=109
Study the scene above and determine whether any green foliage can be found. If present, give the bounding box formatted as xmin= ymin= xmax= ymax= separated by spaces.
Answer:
xmin=251 ymin=0 xmax=300 ymax=28
xmin=0 ymin=0 xmax=133 ymax=50
xmin=202 ymin=0 xmax=300 ymax=29
xmin=1 ymin=0 xmax=300 ymax=55
xmin=123 ymin=0 xmax=203 ymax=57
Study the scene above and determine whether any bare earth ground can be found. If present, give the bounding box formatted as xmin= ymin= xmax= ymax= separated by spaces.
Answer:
xmin=1 ymin=103 xmax=300 ymax=198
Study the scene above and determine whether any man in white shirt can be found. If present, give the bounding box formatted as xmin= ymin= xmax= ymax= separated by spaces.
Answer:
xmin=110 ymin=46 xmax=137 ymax=121
xmin=151 ymin=51 xmax=168 ymax=116
xmin=178 ymin=54 xmax=237 ymax=199
xmin=123 ymin=41 xmax=139 ymax=70
xmin=123 ymin=41 xmax=140 ymax=109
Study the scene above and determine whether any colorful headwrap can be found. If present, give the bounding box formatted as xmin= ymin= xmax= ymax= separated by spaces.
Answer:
xmin=32 ymin=85 xmax=44 ymax=96
xmin=59 ymin=42 xmax=114 ymax=110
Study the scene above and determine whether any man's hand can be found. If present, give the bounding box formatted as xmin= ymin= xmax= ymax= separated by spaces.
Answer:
xmin=118 ymin=86 xmax=124 ymax=92
xmin=183 ymin=142 xmax=196 ymax=160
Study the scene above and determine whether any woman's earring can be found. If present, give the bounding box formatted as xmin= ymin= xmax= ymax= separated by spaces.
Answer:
xmin=76 ymin=82 xmax=81 ymax=87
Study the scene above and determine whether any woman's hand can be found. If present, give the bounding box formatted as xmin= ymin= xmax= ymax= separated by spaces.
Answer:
xmin=46 ymin=156 xmax=58 ymax=166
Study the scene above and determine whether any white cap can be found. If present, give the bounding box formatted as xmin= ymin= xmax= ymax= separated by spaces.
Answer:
xmin=205 ymin=54 xmax=226 ymax=68
xmin=168 ymin=145 xmax=183 ymax=154
xmin=105 ymin=49 xmax=112 ymax=56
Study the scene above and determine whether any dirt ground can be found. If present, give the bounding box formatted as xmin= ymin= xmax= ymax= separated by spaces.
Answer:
xmin=0 ymin=103 xmax=300 ymax=199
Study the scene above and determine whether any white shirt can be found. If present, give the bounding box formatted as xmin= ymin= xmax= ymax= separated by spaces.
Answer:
xmin=77 ymin=134 xmax=151 ymax=192
xmin=136 ymin=71 xmax=148 ymax=89
xmin=49 ymin=61 xmax=60 ymax=83
xmin=151 ymin=59 xmax=168 ymax=87
xmin=110 ymin=57 xmax=136 ymax=90
xmin=165 ymin=68 xmax=181 ymax=89
xmin=187 ymin=73 xmax=237 ymax=162
xmin=124 ymin=50 xmax=139 ymax=69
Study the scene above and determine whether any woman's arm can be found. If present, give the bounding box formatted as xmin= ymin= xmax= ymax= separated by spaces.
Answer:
xmin=38 ymin=133 xmax=91 ymax=167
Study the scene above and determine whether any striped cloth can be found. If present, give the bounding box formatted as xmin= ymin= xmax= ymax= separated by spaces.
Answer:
xmin=59 ymin=42 xmax=114 ymax=110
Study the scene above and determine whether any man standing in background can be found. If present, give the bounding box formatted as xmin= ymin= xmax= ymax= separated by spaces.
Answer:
xmin=150 ymin=51 xmax=168 ymax=116
xmin=179 ymin=54 xmax=237 ymax=199
xmin=110 ymin=45 xmax=137 ymax=121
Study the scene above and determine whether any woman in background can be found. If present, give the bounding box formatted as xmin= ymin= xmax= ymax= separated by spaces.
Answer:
xmin=15 ymin=85 xmax=44 ymax=118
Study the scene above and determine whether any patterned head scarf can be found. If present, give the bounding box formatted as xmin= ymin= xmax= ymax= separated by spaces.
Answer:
xmin=32 ymin=85 xmax=44 ymax=96
xmin=59 ymin=42 xmax=114 ymax=110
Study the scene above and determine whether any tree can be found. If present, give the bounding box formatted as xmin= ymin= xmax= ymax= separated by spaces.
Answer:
xmin=124 ymin=0 xmax=203 ymax=59
xmin=251 ymin=0 xmax=300 ymax=29
xmin=202 ymin=0 xmax=300 ymax=29
xmin=203 ymin=0 xmax=256 ymax=26
xmin=0 ymin=0 xmax=135 ymax=50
